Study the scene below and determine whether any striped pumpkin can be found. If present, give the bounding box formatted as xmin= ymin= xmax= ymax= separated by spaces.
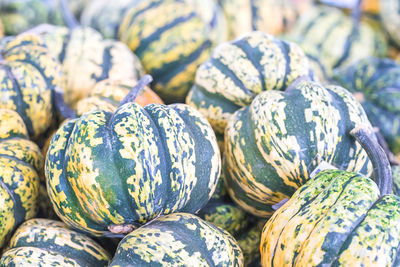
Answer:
xmin=186 ymin=31 xmax=311 ymax=136
xmin=393 ymin=165 xmax=400 ymax=195
xmin=0 ymin=33 xmax=64 ymax=138
xmin=380 ymin=0 xmax=400 ymax=47
xmin=218 ymin=0 xmax=313 ymax=40
xmin=0 ymin=218 xmax=110 ymax=266
xmin=225 ymin=80 xmax=373 ymax=217
xmin=286 ymin=5 xmax=387 ymax=75
xmin=0 ymin=109 xmax=42 ymax=248
xmin=118 ymin=0 xmax=226 ymax=103
xmin=38 ymin=25 xmax=143 ymax=107
xmin=333 ymin=57 xmax=400 ymax=154
xmin=109 ymin=213 xmax=243 ymax=266
xmin=75 ymin=78 xmax=163 ymax=116
xmin=261 ymin=127 xmax=399 ymax=266
xmin=81 ymin=0 xmax=142 ymax=39
xmin=45 ymin=87 xmax=221 ymax=236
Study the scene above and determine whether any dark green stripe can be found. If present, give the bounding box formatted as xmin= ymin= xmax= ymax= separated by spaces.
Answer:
xmin=124 ymin=0 xmax=162 ymax=34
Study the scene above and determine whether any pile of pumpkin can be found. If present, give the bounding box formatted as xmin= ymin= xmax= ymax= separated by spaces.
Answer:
xmin=1 ymin=0 xmax=400 ymax=266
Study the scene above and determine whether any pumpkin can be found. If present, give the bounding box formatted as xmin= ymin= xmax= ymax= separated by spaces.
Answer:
xmin=75 ymin=78 xmax=163 ymax=116
xmin=333 ymin=57 xmax=400 ymax=155
xmin=80 ymin=0 xmax=143 ymax=39
xmin=286 ymin=5 xmax=387 ymax=75
xmin=224 ymin=80 xmax=373 ymax=217
xmin=186 ymin=31 xmax=311 ymax=136
xmin=109 ymin=213 xmax=243 ymax=266
xmin=0 ymin=33 xmax=64 ymax=138
xmin=36 ymin=24 xmax=143 ymax=107
xmin=45 ymin=75 xmax=221 ymax=236
xmin=237 ymin=220 xmax=265 ymax=266
xmin=118 ymin=0 xmax=227 ymax=103
xmin=260 ymin=126 xmax=399 ymax=266
xmin=0 ymin=218 xmax=110 ymax=266
xmin=380 ymin=0 xmax=400 ymax=47
xmin=218 ymin=0 xmax=312 ymax=40
xmin=392 ymin=165 xmax=400 ymax=195
xmin=0 ymin=109 xmax=42 ymax=248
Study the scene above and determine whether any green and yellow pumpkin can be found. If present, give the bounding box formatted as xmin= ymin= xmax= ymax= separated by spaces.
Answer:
xmin=260 ymin=126 xmax=399 ymax=266
xmin=218 ymin=0 xmax=313 ymax=40
xmin=0 ymin=109 xmax=42 ymax=248
xmin=333 ymin=57 xmax=400 ymax=154
xmin=380 ymin=0 xmax=400 ymax=47
xmin=45 ymin=76 xmax=221 ymax=236
xmin=0 ymin=33 xmax=64 ymax=138
xmin=118 ymin=0 xmax=227 ymax=103
xmin=0 ymin=218 xmax=110 ymax=266
xmin=109 ymin=213 xmax=243 ymax=266
xmin=224 ymin=80 xmax=373 ymax=217
xmin=392 ymin=165 xmax=400 ymax=195
xmin=286 ymin=5 xmax=387 ymax=75
xmin=186 ymin=31 xmax=311 ymax=136
xmin=37 ymin=25 xmax=143 ymax=107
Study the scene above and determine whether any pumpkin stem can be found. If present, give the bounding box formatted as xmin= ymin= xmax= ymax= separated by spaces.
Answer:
xmin=352 ymin=0 xmax=363 ymax=25
xmin=54 ymin=87 xmax=76 ymax=119
xmin=374 ymin=127 xmax=399 ymax=166
xmin=60 ymin=0 xmax=79 ymax=30
xmin=350 ymin=125 xmax=392 ymax=195
xmin=285 ymin=75 xmax=312 ymax=91
xmin=118 ymin=75 xmax=153 ymax=108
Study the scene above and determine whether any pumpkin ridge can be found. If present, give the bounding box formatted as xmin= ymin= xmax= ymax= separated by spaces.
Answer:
xmin=58 ymin=30 xmax=72 ymax=63
xmin=2 ymin=66 xmax=33 ymax=135
xmin=90 ymin=44 xmax=112 ymax=83
xmin=274 ymin=40 xmax=291 ymax=89
xmin=333 ymin=24 xmax=357 ymax=69
xmin=134 ymin=12 xmax=197 ymax=57
xmin=298 ymin=10 xmax=327 ymax=39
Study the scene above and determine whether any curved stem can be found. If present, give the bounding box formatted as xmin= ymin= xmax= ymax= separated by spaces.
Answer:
xmin=350 ymin=125 xmax=392 ymax=196
xmin=118 ymin=75 xmax=153 ymax=108
xmin=60 ymin=0 xmax=79 ymax=30
xmin=54 ymin=88 xmax=76 ymax=119
xmin=352 ymin=0 xmax=363 ymax=26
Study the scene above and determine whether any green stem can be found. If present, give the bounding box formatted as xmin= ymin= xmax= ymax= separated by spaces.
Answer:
xmin=60 ymin=0 xmax=79 ymax=30
xmin=350 ymin=125 xmax=392 ymax=195
xmin=118 ymin=75 xmax=153 ymax=108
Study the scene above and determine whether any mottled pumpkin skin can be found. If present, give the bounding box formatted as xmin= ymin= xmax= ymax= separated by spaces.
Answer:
xmin=287 ymin=6 xmax=387 ymax=75
xmin=0 ymin=109 xmax=42 ymax=248
xmin=109 ymin=213 xmax=243 ymax=266
xmin=0 ymin=34 xmax=64 ymax=137
xmin=218 ymin=0 xmax=312 ymax=40
xmin=261 ymin=169 xmax=400 ymax=266
xmin=75 ymin=79 xmax=164 ymax=116
xmin=40 ymin=26 xmax=143 ymax=106
xmin=119 ymin=0 xmax=226 ymax=103
xmin=333 ymin=57 xmax=400 ymax=154
xmin=392 ymin=166 xmax=400 ymax=196
xmin=45 ymin=102 xmax=221 ymax=236
xmin=380 ymin=0 xmax=400 ymax=47
xmin=186 ymin=31 xmax=311 ymax=136
xmin=225 ymin=81 xmax=373 ymax=217
xmin=0 ymin=218 xmax=110 ymax=266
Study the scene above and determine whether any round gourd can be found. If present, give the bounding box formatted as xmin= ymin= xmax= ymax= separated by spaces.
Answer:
xmin=225 ymin=80 xmax=373 ymax=217
xmin=109 ymin=213 xmax=243 ymax=266
xmin=218 ymin=0 xmax=312 ymax=40
xmin=0 ymin=109 xmax=42 ymax=248
xmin=186 ymin=31 xmax=311 ymax=136
xmin=286 ymin=5 xmax=387 ymax=75
xmin=0 ymin=33 xmax=64 ymax=138
xmin=380 ymin=0 xmax=400 ymax=47
xmin=37 ymin=25 xmax=143 ymax=106
xmin=260 ymin=126 xmax=399 ymax=266
xmin=75 ymin=78 xmax=163 ymax=116
xmin=45 ymin=76 xmax=221 ymax=236
xmin=118 ymin=0 xmax=227 ymax=103
xmin=333 ymin=57 xmax=400 ymax=154
xmin=0 ymin=218 xmax=110 ymax=266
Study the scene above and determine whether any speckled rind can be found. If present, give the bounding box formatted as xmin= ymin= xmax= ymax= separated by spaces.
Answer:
xmin=118 ymin=0 xmax=225 ymax=103
xmin=0 ymin=33 xmax=64 ymax=137
xmin=186 ymin=31 xmax=311 ymax=135
xmin=224 ymin=80 xmax=373 ymax=217
xmin=261 ymin=169 xmax=400 ymax=267
xmin=109 ymin=213 xmax=243 ymax=266
xmin=45 ymin=102 xmax=220 ymax=236
xmin=333 ymin=57 xmax=400 ymax=153
xmin=0 ymin=218 xmax=110 ymax=267
xmin=0 ymin=109 xmax=42 ymax=248
xmin=40 ymin=26 xmax=143 ymax=106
